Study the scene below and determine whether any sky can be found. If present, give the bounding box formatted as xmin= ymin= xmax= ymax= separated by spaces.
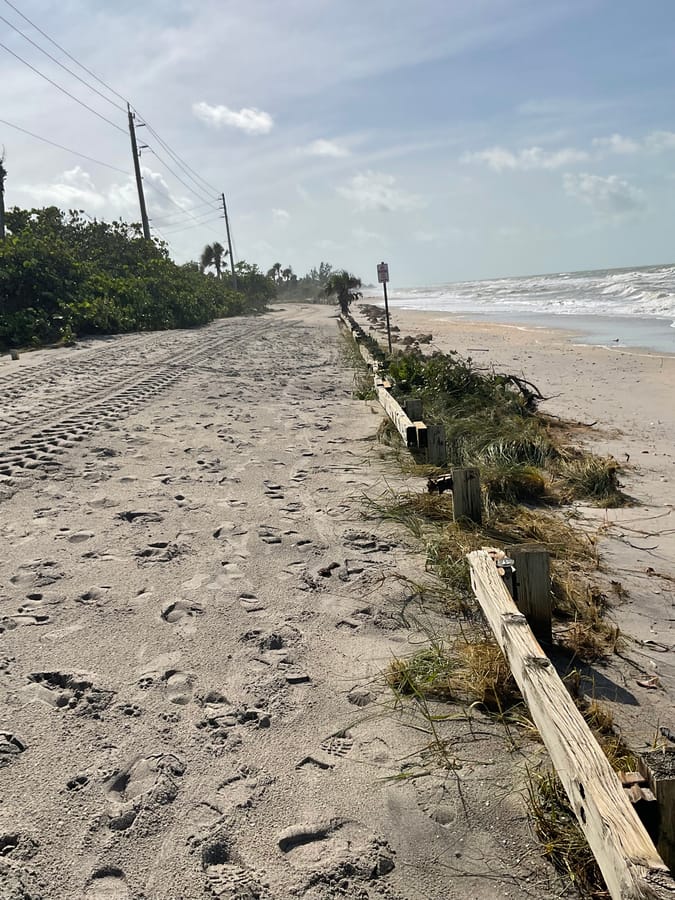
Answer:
xmin=2 ymin=0 xmax=675 ymax=285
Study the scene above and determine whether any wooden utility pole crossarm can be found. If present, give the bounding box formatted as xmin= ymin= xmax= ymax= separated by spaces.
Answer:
xmin=467 ymin=550 xmax=675 ymax=900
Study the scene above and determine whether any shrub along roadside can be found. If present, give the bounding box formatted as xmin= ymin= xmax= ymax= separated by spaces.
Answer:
xmin=0 ymin=207 xmax=275 ymax=350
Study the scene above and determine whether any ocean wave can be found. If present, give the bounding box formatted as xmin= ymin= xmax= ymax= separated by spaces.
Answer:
xmin=369 ymin=263 xmax=675 ymax=320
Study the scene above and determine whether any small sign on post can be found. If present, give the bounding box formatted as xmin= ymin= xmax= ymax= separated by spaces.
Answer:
xmin=377 ymin=261 xmax=392 ymax=353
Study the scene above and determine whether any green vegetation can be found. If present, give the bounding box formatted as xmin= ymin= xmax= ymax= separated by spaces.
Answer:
xmin=266 ymin=260 xmax=335 ymax=301
xmin=0 ymin=207 xmax=274 ymax=350
xmin=384 ymin=345 xmax=626 ymax=508
xmin=323 ymin=270 xmax=363 ymax=315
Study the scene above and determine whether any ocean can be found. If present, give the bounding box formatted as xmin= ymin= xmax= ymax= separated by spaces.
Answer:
xmin=366 ymin=263 xmax=675 ymax=354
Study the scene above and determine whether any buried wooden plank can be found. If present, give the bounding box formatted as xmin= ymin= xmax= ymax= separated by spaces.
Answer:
xmin=467 ymin=549 xmax=675 ymax=900
xmin=376 ymin=385 xmax=418 ymax=448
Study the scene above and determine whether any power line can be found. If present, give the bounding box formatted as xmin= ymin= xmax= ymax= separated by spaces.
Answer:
xmin=160 ymin=216 xmax=224 ymax=236
xmin=143 ymin=140 xmax=215 ymax=207
xmin=0 ymin=118 xmax=129 ymax=174
xmin=140 ymin=118 xmax=220 ymax=198
xmin=1 ymin=0 xmax=128 ymax=107
xmin=0 ymin=0 xmax=218 ymax=211
xmin=152 ymin=206 xmax=220 ymax=227
xmin=0 ymin=41 xmax=126 ymax=135
xmin=0 ymin=12 xmax=126 ymax=113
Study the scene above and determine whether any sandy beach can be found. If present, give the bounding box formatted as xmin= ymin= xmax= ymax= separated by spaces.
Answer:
xmin=356 ymin=303 xmax=675 ymax=747
xmin=2 ymin=301 xmax=674 ymax=898
xmin=0 ymin=305 xmax=572 ymax=900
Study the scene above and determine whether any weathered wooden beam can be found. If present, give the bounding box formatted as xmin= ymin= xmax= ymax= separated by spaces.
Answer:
xmin=504 ymin=543 xmax=552 ymax=644
xmin=467 ymin=549 xmax=675 ymax=900
xmin=452 ymin=467 xmax=482 ymax=524
xmin=376 ymin=385 xmax=418 ymax=448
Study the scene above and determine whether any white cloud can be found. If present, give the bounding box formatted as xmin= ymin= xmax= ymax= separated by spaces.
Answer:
xmin=352 ymin=225 xmax=383 ymax=242
xmin=592 ymin=134 xmax=639 ymax=154
xmin=192 ymin=101 xmax=273 ymax=134
xmin=462 ymin=145 xmax=588 ymax=172
xmin=563 ymin=173 xmax=646 ymax=217
xmin=304 ymin=139 xmax=350 ymax=158
xmin=645 ymin=130 xmax=675 ymax=152
xmin=19 ymin=166 xmax=108 ymax=210
xmin=337 ymin=170 xmax=423 ymax=212
xmin=272 ymin=208 xmax=290 ymax=222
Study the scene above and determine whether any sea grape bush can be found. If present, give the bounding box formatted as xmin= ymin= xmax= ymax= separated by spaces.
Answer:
xmin=0 ymin=207 xmax=274 ymax=349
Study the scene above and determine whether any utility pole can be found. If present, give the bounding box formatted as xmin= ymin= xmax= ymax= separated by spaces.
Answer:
xmin=0 ymin=154 xmax=6 ymax=240
xmin=221 ymin=192 xmax=237 ymax=290
xmin=127 ymin=104 xmax=151 ymax=240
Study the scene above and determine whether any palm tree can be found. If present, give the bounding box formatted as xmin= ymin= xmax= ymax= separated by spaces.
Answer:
xmin=200 ymin=242 xmax=227 ymax=278
xmin=323 ymin=270 xmax=362 ymax=315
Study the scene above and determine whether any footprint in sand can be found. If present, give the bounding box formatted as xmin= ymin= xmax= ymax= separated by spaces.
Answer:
xmin=258 ymin=525 xmax=282 ymax=545
xmin=24 ymin=671 xmax=115 ymax=718
xmin=105 ymin=752 xmax=185 ymax=832
xmin=0 ymin=732 xmax=27 ymax=768
xmin=277 ymin=818 xmax=395 ymax=886
xmin=238 ymin=593 xmax=266 ymax=613
xmin=196 ymin=820 xmax=270 ymax=899
xmin=84 ymin=867 xmax=129 ymax=899
xmin=162 ymin=670 xmax=194 ymax=705
xmin=217 ymin=764 xmax=274 ymax=812
xmin=320 ymin=730 xmax=354 ymax=759
xmin=161 ymin=600 xmax=204 ymax=625
xmin=10 ymin=559 xmax=64 ymax=588
xmin=206 ymin=562 xmax=244 ymax=589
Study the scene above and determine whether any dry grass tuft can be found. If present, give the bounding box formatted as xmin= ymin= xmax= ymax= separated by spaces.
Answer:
xmin=386 ymin=634 xmax=521 ymax=715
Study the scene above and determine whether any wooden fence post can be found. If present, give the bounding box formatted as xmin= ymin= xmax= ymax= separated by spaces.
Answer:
xmin=404 ymin=398 xmax=423 ymax=421
xmin=504 ymin=543 xmax=552 ymax=644
xmin=639 ymin=750 xmax=675 ymax=873
xmin=426 ymin=424 xmax=447 ymax=466
xmin=451 ymin=467 xmax=481 ymax=524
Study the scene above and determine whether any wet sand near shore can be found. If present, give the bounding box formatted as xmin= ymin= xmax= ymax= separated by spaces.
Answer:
xmin=0 ymin=305 xmax=566 ymax=899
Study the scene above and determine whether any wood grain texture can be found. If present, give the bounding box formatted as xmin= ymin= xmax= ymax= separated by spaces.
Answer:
xmin=468 ymin=549 xmax=675 ymax=900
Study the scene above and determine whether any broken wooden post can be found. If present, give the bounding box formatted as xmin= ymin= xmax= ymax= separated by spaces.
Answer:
xmin=426 ymin=424 xmax=447 ymax=467
xmin=10 ymin=349 xmax=19 ymax=360
xmin=414 ymin=422 xmax=428 ymax=450
xmin=467 ymin=550 xmax=675 ymax=900
xmin=451 ymin=467 xmax=481 ymax=524
xmin=404 ymin=398 xmax=423 ymax=421
xmin=639 ymin=750 xmax=675 ymax=872
xmin=504 ymin=543 xmax=552 ymax=644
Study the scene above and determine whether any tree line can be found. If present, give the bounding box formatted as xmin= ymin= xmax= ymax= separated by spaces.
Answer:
xmin=0 ymin=207 xmax=274 ymax=350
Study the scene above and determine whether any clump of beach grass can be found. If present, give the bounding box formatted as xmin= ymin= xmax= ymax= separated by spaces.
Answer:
xmin=386 ymin=632 xmax=521 ymax=716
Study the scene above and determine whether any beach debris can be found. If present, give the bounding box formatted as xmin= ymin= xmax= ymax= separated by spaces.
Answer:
xmin=636 ymin=676 xmax=661 ymax=689
xmin=427 ymin=474 xmax=453 ymax=494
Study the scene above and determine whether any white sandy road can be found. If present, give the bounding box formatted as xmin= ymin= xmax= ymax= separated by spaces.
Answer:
xmin=0 ymin=305 xmax=565 ymax=900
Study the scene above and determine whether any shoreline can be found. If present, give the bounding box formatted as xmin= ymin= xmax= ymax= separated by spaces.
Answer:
xmin=364 ymin=300 xmax=675 ymax=357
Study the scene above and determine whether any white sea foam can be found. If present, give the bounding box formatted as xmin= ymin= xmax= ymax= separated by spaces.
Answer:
xmin=367 ymin=263 xmax=675 ymax=324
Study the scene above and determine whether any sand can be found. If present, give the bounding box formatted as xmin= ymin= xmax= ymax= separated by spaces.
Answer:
xmin=0 ymin=305 xmax=569 ymax=899
xmin=359 ymin=304 xmax=675 ymax=747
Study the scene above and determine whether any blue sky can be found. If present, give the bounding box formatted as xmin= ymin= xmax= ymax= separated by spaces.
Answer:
xmin=2 ymin=0 xmax=675 ymax=285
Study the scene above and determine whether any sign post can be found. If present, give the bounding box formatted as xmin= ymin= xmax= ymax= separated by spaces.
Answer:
xmin=377 ymin=261 xmax=392 ymax=353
